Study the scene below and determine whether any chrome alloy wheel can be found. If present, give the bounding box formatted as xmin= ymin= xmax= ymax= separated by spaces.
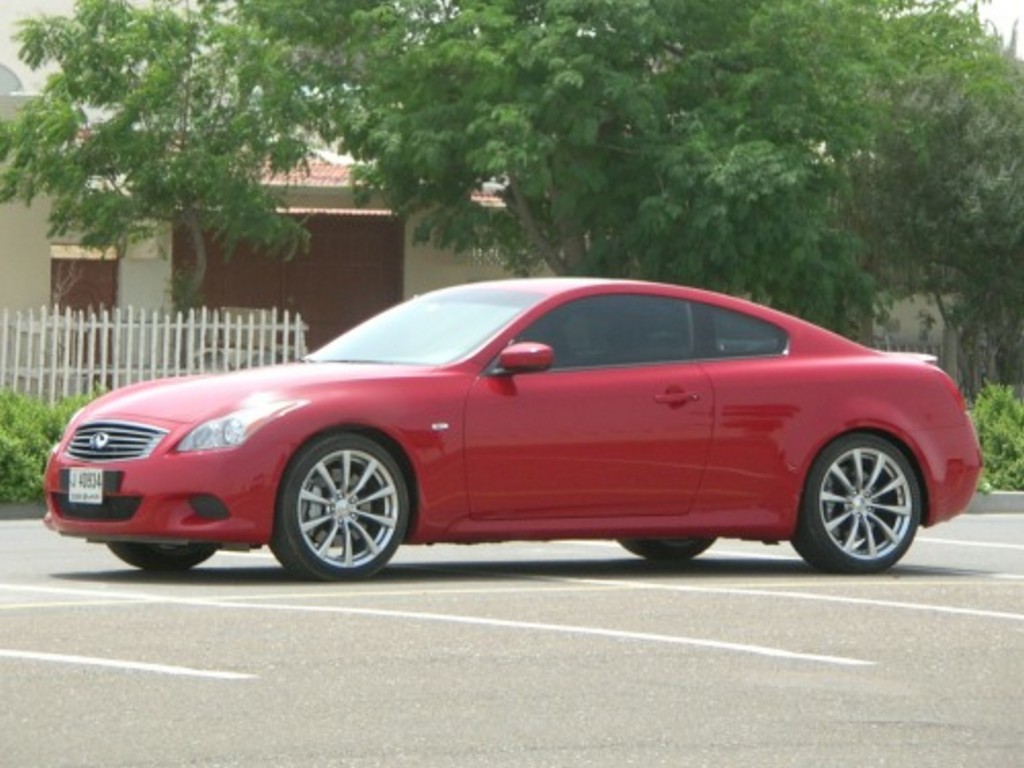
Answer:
xmin=817 ymin=445 xmax=915 ymax=561
xmin=295 ymin=447 xmax=401 ymax=570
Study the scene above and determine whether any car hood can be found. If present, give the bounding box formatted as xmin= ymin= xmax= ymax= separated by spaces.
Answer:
xmin=83 ymin=362 xmax=434 ymax=425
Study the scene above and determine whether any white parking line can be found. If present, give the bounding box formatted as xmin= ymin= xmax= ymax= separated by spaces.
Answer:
xmin=0 ymin=583 xmax=871 ymax=667
xmin=0 ymin=583 xmax=163 ymax=602
xmin=0 ymin=649 xmax=255 ymax=680
xmin=706 ymin=549 xmax=800 ymax=561
xmin=556 ymin=578 xmax=1024 ymax=623
xmin=917 ymin=536 xmax=1024 ymax=551
xmin=574 ymin=537 xmax=1024 ymax=557
xmin=200 ymin=599 xmax=875 ymax=667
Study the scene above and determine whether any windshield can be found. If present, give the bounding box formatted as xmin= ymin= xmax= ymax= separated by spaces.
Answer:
xmin=307 ymin=287 xmax=543 ymax=365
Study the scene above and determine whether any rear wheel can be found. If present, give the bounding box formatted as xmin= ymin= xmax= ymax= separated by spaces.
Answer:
xmin=793 ymin=433 xmax=921 ymax=574
xmin=106 ymin=542 xmax=218 ymax=571
xmin=271 ymin=433 xmax=409 ymax=581
xmin=618 ymin=538 xmax=716 ymax=561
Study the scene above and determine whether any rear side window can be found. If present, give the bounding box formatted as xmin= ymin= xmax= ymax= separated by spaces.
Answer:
xmin=697 ymin=304 xmax=788 ymax=359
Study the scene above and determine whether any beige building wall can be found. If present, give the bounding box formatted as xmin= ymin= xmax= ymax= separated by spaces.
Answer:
xmin=875 ymin=295 xmax=943 ymax=348
xmin=0 ymin=196 xmax=53 ymax=309
xmin=402 ymin=215 xmax=516 ymax=297
xmin=120 ymin=231 xmax=173 ymax=310
xmin=0 ymin=94 xmax=52 ymax=310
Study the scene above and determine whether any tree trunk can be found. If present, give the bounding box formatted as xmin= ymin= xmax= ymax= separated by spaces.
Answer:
xmin=179 ymin=208 xmax=207 ymax=309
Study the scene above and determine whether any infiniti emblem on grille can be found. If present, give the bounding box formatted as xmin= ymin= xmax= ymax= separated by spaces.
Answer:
xmin=89 ymin=432 xmax=111 ymax=451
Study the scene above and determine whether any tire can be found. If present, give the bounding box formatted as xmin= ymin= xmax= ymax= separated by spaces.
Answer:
xmin=271 ymin=433 xmax=409 ymax=581
xmin=618 ymin=538 xmax=716 ymax=561
xmin=793 ymin=433 xmax=921 ymax=574
xmin=106 ymin=542 xmax=218 ymax=571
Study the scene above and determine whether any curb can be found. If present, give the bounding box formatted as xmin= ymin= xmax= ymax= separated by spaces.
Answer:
xmin=0 ymin=503 xmax=45 ymax=521
xmin=967 ymin=491 xmax=1024 ymax=515
xmin=1 ymin=494 xmax=1022 ymax=522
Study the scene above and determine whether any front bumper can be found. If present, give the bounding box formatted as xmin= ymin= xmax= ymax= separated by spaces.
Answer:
xmin=44 ymin=441 xmax=287 ymax=546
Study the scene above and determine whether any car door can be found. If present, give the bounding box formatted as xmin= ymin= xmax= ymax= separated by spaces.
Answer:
xmin=684 ymin=301 xmax=799 ymax=529
xmin=463 ymin=294 xmax=714 ymax=520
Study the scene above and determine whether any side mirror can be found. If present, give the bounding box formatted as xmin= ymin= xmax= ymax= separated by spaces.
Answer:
xmin=497 ymin=342 xmax=554 ymax=373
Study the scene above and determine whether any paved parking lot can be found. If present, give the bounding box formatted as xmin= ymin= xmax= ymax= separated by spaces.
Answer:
xmin=1 ymin=514 xmax=1022 ymax=767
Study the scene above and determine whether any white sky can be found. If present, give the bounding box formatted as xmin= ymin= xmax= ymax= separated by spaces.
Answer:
xmin=0 ymin=0 xmax=83 ymax=92
xmin=978 ymin=0 xmax=1022 ymax=55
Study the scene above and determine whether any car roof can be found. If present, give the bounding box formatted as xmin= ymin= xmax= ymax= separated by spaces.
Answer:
xmin=437 ymin=277 xmax=622 ymax=296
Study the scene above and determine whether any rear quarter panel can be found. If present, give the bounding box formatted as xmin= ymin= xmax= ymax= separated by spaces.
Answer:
xmin=692 ymin=354 xmax=980 ymax=538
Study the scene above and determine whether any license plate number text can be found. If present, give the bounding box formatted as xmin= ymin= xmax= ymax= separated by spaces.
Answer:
xmin=68 ymin=468 xmax=104 ymax=505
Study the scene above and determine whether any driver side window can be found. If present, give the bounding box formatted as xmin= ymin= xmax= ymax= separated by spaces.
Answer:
xmin=519 ymin=295 xmax=695 ymax=369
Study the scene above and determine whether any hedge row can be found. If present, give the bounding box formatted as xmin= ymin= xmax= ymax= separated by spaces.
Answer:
xmin=972 ymin=384 xmax=1024 ymax=493
xmin=1 ymin=384 xmax=1023 ymax=503
xmin=0 ymin=390 xmax=94 ymax=503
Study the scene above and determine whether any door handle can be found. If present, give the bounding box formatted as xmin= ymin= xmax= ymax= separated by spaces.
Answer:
xmin=654 ymin=390 xmax=700 ymax=407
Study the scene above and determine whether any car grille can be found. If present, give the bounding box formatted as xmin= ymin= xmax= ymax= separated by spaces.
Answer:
xmin=67 ymin=421 xmax=168 ymax=462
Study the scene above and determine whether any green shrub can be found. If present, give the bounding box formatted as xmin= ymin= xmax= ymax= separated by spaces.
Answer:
xmin=972 ymin=384 xmax=1024 ymax=492
xmin=0 ymin=390 xmax=95 ymax=503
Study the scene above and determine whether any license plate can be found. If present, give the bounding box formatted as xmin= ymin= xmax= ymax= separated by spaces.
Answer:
xmin=69 ymin=468 xmax=104 ymax=505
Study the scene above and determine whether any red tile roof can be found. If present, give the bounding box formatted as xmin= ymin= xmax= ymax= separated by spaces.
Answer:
xmin=278 ymin=206 xmax=395 ymax=217
xmin=267 ymin=155 xmax=506 ymax=209
xmin=266 ymin=158 xmax=353 ymax=188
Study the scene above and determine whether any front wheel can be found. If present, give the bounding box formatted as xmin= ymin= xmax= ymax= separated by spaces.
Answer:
xmin=106 ymin=542 xmax=219 ymax=571
xmin=271 ymin=433 xmax=409 ymax=581
xmin=792 ymin=434 xmax=921 ymax=574
xmin=618 ymin=538 xmax=716 ymax=561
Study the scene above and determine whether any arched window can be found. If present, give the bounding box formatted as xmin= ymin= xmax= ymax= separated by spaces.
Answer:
xmin=0 ymin=63 xmax=23 ymax=94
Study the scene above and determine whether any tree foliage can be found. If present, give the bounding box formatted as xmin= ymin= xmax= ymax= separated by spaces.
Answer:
xmin=849 ymin=26 xmax=1024 ymax=390
xmin=2 ymin=0 xmax=1008 ymax=345
xmin=0 ymin=0 xmax=319 ymax=307
xmin=253 ymin=0 xmax=984 ymax=332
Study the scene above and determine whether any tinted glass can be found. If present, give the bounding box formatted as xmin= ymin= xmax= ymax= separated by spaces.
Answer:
xmin=701 ymin=305 xmax=788 ymax=358
xmin=519 ymin=295 xmax=694 ymax=369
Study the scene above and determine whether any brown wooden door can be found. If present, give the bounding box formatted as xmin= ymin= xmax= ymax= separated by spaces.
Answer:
xmin=174 ymin=213 xmax=404 ymax=349
xmin=51 ymin=258 xmax=118 ymax=310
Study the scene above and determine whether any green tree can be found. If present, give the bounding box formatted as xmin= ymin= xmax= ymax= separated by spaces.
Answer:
xmin=849 ymin=29 xmax=1024 ymax=391
xmin=253 ymin=0 xmax=981 ymax=332
xmin=0 ymin=0 xmax=319 ymax=307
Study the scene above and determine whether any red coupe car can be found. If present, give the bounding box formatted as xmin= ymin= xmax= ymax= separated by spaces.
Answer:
xmin=43 ymin=278 xmax=982 ymax=579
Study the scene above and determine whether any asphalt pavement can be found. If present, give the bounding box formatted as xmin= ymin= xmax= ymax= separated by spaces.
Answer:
xmin=2 ymin=513 xmax=1022 ymax=767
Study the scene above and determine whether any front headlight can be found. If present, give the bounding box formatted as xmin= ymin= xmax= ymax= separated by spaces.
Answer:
xmin=177 ymin=400 xmax=304 ymax=453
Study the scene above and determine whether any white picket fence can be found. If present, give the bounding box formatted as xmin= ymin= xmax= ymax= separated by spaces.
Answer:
xmin=0 ymin=305 xmax=308 ymax=403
